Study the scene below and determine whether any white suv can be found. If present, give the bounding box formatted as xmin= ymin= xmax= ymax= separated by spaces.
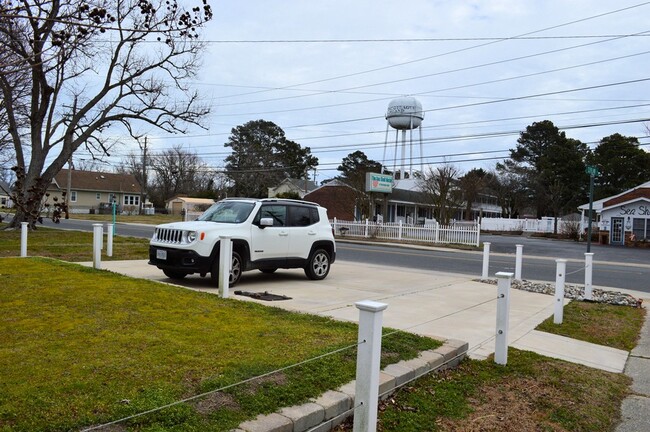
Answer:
xmin=149 ymin=198 xmax=336 ymax=286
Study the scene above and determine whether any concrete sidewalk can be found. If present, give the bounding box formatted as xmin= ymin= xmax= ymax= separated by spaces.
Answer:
xmin=617 ymin=307 xmax=650 ymax=431
xmin=89 ymin=259 xmax=631 ymax=373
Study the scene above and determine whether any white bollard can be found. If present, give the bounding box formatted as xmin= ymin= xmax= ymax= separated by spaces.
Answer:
xmin=92 ymin=223 xmax=103 ymax=269
xmin=584 ymin=253 xmax=594 ymax=301
xmin=515 ymin=244 xmax=523 ymax=280
xmin=20 ymin=222 xmax=29 ymax=257
xmin=554 ymin=259 xmax=567 ymax=324
xmin=353 ymin=300 xmax=388 ymax=432
xmin=495 ymin=272 xmax=513 ymax=366
xmin=481 ymin=242 xmax=491 ymax=279
xmin=106 ymin=224 xmax=114 ymax=257
xmin=218 ymin=236 xmax=232 ymax=298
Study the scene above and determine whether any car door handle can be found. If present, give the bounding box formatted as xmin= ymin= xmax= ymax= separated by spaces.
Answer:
xmin=279 ymin=232 xmax=289 ymax=237
xmin=308 ymin=231 xmax=317 ymax=235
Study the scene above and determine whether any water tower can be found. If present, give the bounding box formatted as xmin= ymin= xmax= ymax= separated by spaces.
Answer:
xmin=382 ymin=96 xmax=424 ymax=178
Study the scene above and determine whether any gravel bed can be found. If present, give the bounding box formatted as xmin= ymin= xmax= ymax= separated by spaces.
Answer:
xmin=475 ymin=278 xmax=643 ymax=308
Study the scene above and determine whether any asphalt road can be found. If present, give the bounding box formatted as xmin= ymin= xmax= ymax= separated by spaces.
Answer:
xmin=22 ymin=216 xmax=650 ymax=293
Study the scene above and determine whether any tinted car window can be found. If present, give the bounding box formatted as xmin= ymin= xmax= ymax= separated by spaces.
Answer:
xmin=255 ymin=205 xmax=286 ymax=227
xmin=289 ymin=206 xmax=312 ymax=227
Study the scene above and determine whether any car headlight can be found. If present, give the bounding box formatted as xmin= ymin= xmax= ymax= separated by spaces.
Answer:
xmin=187 ymin=231 xmax=197 ymax=243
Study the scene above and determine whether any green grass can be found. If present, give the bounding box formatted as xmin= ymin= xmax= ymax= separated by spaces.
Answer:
xmin=536 ymin=301 xmax=646 ymax=351
xmin=0 ymin=225 xmax=150 ymax=261
xmin=0 ymin=258 xmax=441 ymax=431
xmin=350 ymin=349 xmax=630 ymax=432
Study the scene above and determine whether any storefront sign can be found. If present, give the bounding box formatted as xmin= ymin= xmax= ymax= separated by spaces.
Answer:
xmin=619 ymin=205 xmax=650 ymax=216
xmin=365 ymin=172 xmax=393 ymax=193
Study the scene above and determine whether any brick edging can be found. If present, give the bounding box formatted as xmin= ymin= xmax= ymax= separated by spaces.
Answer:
xmin=233 ymin=338 xmax=469 ymax=432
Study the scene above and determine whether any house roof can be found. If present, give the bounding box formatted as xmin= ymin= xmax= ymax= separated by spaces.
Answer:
xmin=52 ymin=169 xmax=142 ymax=193
xmin=165 ymin=196 xmax=215 ymax=206
xmin=578 ymin=181 xmax=650 ymax=212
xmin=271 ymin=178 xmax=318 ymax=193
xmin=0 ymin=179 xmax=10 ymax=194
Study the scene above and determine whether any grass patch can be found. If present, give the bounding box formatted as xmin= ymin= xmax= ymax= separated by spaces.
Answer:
xmin=536 ymin=301 xmax=646 ymax=351
xmin=0 ymin=257 xmax=440 ymax=431
xmin=336 ymin=349 xmax=630 ymax=431
xmin=0 ymin=225 xmax=150 ymax=261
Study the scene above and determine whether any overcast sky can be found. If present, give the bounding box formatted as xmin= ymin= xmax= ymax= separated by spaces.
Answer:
xmin=106 ymin=1 xmax=650 ymax=182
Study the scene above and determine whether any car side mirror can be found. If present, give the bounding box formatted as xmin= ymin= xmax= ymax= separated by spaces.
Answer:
xmin=259 ymin=217 xmax=274 ymax=228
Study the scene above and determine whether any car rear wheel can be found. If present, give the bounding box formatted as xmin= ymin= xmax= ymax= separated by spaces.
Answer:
xmin=210 ymin=251 xmax=243 ymax=287
xmin=304 ymin=248 xmax=330 ymax=280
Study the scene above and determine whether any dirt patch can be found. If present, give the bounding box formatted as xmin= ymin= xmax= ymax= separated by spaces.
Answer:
xmin=242 ymin=371 xmax=288 ymax=396
xmin=193 ymin=391 xmax=240 ymax=415
xmin=435 ymin=377 xmax=569 ymax=432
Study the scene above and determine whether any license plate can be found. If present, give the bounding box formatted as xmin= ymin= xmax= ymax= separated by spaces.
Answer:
xmin=156 ymin=249 xmax=167 ymax=260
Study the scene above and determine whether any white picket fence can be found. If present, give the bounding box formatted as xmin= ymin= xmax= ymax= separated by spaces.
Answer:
xmin=331 ymin=218 xmax=480 ymax=247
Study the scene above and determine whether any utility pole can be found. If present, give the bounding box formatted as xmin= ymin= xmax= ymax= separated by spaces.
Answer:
xmin=140 ymin=137 xmax=148 ymax=214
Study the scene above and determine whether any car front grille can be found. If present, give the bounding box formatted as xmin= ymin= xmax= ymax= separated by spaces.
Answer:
xmin=154 ymin=228 xmax=184 ymax=244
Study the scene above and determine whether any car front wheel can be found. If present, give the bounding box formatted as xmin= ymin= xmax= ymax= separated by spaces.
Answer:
xmin=304 ymin=249 xmax=330 ymax=280
xmin=211 ymin=251 xmax=243 ymax=287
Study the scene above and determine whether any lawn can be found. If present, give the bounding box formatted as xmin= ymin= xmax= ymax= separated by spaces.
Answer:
xmin=536 ymin=300 xmax=646 ymax=351
xmin=0 ymin=225 xmax=150 ymax=261
xmin=335 ymin=349 xmax=631 ymax=431
xmin=0 ymin=257 xmax=440 ymax=431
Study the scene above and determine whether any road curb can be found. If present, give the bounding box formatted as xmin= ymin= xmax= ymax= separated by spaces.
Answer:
xmin=234 ymin=338 xmax=468 ymax=432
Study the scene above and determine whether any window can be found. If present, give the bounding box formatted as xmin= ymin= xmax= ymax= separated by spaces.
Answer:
xmin=256 ymin=205 xmax=286 ymax=227
xmin=70 ymin=191 xmax=77 ymax=202
xmin=123 ymin=195 xmax=140 ymax=206
xmin=96 ymin=193 xmax=101 ymax=200
xmin=633 ymin=218 xmax=648 ymax=240
xmin=288 ymin=206 xmax=318 ymax=227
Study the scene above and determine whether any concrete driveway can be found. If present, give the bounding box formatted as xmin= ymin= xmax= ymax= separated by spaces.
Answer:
xmin=88 ymin=258 xmax=630 ymax=372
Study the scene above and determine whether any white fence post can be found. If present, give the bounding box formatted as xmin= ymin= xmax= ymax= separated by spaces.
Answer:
xmin=106 ymin=223 xmax=114 ymax=257
xmin=332 ymin=217 xmax=338 ymax=235
xmin=515 ymin=244 xmax=523 ymax=281
xmin=435 ymin=222 xmax=440 ymax=244
xmin=584 ymin=253 xmax=594 ymax=300
xmin=353 ymin=300 xmax=388 ymax=432
xmin=554 ymin=259 xmax=567 ymax=324
xmin=364 ymin=219 xmax=369 ymax=238
xmin=495 ymin=272 xmax=513 ymax=365
xmin=482 ymin=242 xmax=491 ymax=279
xmin=20 ymin=222 xmax=28 ymax=257
xmin=475 ymin=222 xmax=481 ymax=247
xmin=218 ymin=236 xmax=232 ymax=298
xmin=398 ymin=220 xmax=403 ymax=240
xmin=92 ymin=223 xmax=103 ymax=269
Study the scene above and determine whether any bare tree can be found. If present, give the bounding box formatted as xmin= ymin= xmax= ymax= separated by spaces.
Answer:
xmin=0 ymin=0 xmax=213 ymax=228
xmin=418 ymin=164 xmax=462 ymax=225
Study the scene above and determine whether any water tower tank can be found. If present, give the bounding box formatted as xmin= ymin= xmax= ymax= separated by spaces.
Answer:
xmin=386 ymin=97 xmax=424 ymax=130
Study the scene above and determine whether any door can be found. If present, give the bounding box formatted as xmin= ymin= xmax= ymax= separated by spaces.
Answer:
xmin=611 ymin=217 xmax=624 ymax=244
xmin=249 ymin=204 xmax=289 ymax=263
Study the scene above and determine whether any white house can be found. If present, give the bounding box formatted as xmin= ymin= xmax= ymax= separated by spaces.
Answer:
xmin=578 ymin=181 xmax=650 ymax=245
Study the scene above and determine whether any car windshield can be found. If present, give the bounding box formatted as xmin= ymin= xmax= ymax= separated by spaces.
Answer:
xmin=197 ymin=201 xmax=255 ymax=223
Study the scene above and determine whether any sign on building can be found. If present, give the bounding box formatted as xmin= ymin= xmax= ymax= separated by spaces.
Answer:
xmin=365 ymin=172 xmax=394 ymax=194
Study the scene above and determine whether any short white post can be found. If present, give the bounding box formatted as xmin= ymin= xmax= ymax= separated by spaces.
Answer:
xmin=515 ymin=244 xmax=523 ymax=280
xmin=92 ymin=223 xmax=103 ymax=269
xmin=481 ymin=242 xmax=491 ymax=279
xmin=584 ymin=253 xmax=594 ymax=300
xmin=554 ymin=259 xmax=567 ymax=324
xmin=495 ymin=272 xmax=513 ymax=366
xmin=106 ymin=223 xmax=114 ymax=257
xmin=353 ymin=300 xmax=388 ymax=432
xmin=20 ymin=222 xmax=28 ymax=257
xmin=398 ymin=220 xmax=403 ymax=240
xmin=218 ymin=235 xmax=232 ymax=298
